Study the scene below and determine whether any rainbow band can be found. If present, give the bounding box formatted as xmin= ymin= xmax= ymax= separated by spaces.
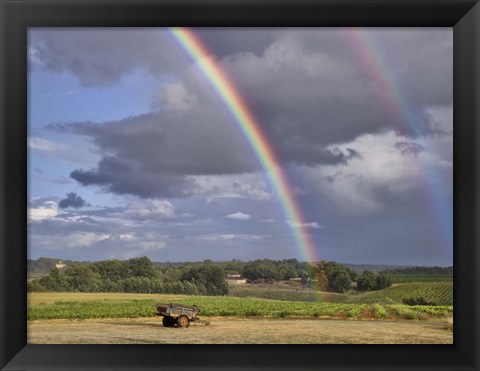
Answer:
xmin=169 ymin=28 xmax=318 ymax=263
xmin=347 ymin=29 xmax=452 ymax=246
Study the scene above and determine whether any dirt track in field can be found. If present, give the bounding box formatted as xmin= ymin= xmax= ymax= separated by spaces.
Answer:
xmin=28 ymin=317 xmax=453 ymax=344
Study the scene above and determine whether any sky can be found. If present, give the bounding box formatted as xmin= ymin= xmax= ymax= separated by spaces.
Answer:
xmin=27 ymin=28 xmax=453 ymax=265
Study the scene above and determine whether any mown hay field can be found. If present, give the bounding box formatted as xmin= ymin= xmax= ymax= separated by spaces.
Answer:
xmin=28 ymin=317 xmax=453 ymax=344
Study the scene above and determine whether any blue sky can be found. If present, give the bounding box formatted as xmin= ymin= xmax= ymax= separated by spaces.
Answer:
xmin=28 ymin=28 xmax=453 ymax=265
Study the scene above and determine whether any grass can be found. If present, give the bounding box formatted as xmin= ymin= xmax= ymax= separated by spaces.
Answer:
xmin=28 ymin=292 xmax=453 ymax=321
xmin=446 ymin=316 xmax=454 ymax=331
xmin=28 ymin=317 xmax=454 ymax=344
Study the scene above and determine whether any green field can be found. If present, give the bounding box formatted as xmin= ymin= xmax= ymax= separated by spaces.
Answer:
xmin=229 ymin=282 xmax=453 ymax=306
xmin=28 ymin=292 xmax=452 ymax=321
xmin=229 ymin=285 xmax=344 ymax=302
xmin=345 ymin=282 xmax=452 ymax=305
xmin=385 ymin=274 xmax=453 ymax=283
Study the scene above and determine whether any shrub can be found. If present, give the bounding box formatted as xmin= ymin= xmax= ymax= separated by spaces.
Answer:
xmin=373 ymin=304 xmax=387 ymax=318
xmin=347 ymin=306 xmax=365 ymax=318
xmin=402 ymin=296 xmax=436 ymax=306
xmin=245 ymin=309 xmax=259 ymax=317
xmin=390 ymin=305 xmax=418 ymax=320
xmin=279 ymin=311 xmax=288 ymax=318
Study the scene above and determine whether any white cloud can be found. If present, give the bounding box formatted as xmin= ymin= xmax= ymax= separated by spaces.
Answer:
xmin=28 ymin=136 xmax=98 ymax=165
xmin=28 ymin=46 xmax=44 ymax=67
xmin=28 ymin=137 xmax=65 ymax=153
xmin=138 ymin=241 xmax=166 ymax=250
xmin=226 ymin=212 xmax=251 ymax=221
xmin=259 ymin=219 xmax=275 ymax=223
xmin=301 ymin=125 xmax=452 ymax=214
xmin=33 ymin=232 xmax=110 ymax=250
xmin=152 ymin=82 xmax=196 ymax=112
xmin=287 ymin=221 xmax=321 ymax=229
xmin=118 ymin=233 xmax=137 ymax=241
xmin=28 ymin=200 xmax=58 ymax=221
xmin=121 ymin=199 xmax=175 ymax=220
xmin=188 ymin=174 xmax=273 ymax=200
xmin=198 ymin=233 xmax=263 ymax=241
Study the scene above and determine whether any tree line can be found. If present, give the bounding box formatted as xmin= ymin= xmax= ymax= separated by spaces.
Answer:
xmin=28 ymin=257 xmax=391 ymax=295
xmin=28 ymin=257 xmax=229 ymax=296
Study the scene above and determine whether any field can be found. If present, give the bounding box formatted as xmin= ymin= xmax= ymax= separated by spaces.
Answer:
xmin=28 ymin=280 xmax=453 ymax=344
xmin=229 ymin=281 xmax=453 ymax=305
xmin=28 ymin=317 xmax=453 ymax=344
xmin=28 ymin=291 xmax=453 ymax=321
xmin=385 ymin=274 xmax=453 ymax=283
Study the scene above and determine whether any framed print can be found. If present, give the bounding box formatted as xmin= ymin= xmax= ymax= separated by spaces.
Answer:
xmin=1 ymin=0 xmax=479 ymax=370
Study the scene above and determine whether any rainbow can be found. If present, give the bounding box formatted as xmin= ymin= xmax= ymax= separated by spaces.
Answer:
xmin=347 ymin=29 xmax=452 ymax=246
xmin=169 ymin=28 xmax=319 ymax=263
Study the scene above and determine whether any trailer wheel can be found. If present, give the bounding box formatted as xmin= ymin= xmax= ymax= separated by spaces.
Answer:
xmin=176 ymin=315 xmax=190 ymax=328
xmin=162 ymin=316 xmax=175 ymax=327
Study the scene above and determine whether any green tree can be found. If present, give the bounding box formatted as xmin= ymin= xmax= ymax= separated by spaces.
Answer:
xmin=64 ymin=265 xmax=102 ymax=292
xmin=329 ymin=271 xmax=352 ymax=293
xmin=128 ymin=257 xmax=155 ymax=278
xmin=181 ymin=265 xmax=228 ymax=295
xmin=39 ymin=268 xmax=68 ymax=291
xmin=92 ymin=260 xmax=129 ymax=281
xmin=375 ymin=273 xmax=391 ymax=290
xmin=243 ymin=262 xmax=279 ymax=280
xmin=27 ymin=279 xmax=45 ymax=292
xmin=356 ymin=270 xmax=378 ymax=291
xmin=315 ymin=261 xmax=354 ymax=293
xmin=277 ymin=262 xmax=297 ymax=280
xmin=161 ymin=266 xmax=182 ymax=282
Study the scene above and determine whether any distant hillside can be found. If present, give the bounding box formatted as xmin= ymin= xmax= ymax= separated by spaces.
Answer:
xmin=380 ymin=266 xmax=453 ymax=275
xmin=342 ymin=263 xmax=413 ymax=274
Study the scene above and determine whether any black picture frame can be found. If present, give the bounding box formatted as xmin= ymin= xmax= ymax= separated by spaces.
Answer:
xmin=1 ymin=0 xmax=479 ymax=370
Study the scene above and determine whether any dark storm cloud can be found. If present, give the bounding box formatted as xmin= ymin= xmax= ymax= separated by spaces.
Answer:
xmin=29 ymin=29 xmax=183 ymax=86
xmin=70 ymin=157 xmax=197 ymax=198
xmin=395 ymin=141 xmax=425 ymax=156
xmin=58 ymin=105 xmax=263 ymax=198
xmin=30 ymin=28 xmax=278 ymax=84
xmin=34 ymin=28 xmax=452 ymax=148
xmin=58 ymin=192 xmax=89 ymax=209
xmin=371 ymin=29 xmax=453 ymax=109
xmin=219 ymin=28 xmax=452 ymax=150
xmin=57 ymin=110 xmax=347 ymax=199
xmin=195 ymin=28 xmax=279 ymax=57
xmin=42 ymin=28 xmax=451 ymax=199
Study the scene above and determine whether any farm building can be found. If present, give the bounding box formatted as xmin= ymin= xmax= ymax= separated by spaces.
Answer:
xmin=55 ymin=260 xmax=66 ymax=269
xmin=226 ymin=274 xmax=247 ymax=285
